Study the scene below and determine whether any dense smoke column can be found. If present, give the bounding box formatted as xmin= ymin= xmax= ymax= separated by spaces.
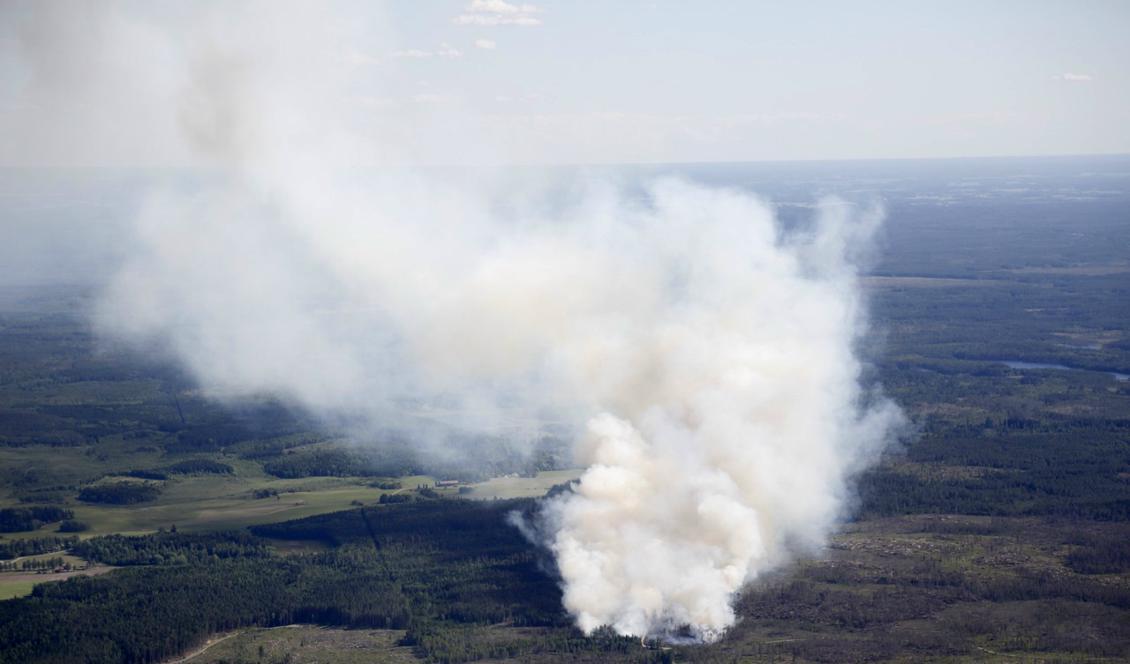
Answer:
xmin=5 ymin=1 xmax=903 ymax=642
xmin=530 ymin=188 xmax=902 ymax=641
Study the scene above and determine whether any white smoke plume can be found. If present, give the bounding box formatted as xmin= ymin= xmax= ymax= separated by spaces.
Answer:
xmin=3 ymin=1 xmax=903 ymax=642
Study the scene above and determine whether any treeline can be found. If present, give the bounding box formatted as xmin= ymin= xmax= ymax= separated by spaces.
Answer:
xmin=379 ymin=493 xmax=412 ymax=504
xmin=858 ymin=428 xmax=1130 ymax=520
xmin=1065 ymin=535 xmax=1130 ymax=574
xmin=263 ymin=447 xmax=391 ymax=478
xmin=161 ymin=458 xmax=232 ymax=474
xmin=56 ymin=520 xmax=88 ymax=533
xmin=161 ymin=407 xmax=309 ymax=453
xmin=230 ymin=436 xmax=322 ymax=460
xmin=859 ymin=469 xmax=1130 ymax=521
xmin=260 ymin=438 xmax=567 ymax=483
xmin=728 ymin=569 xmax=1130 ymax=662
xmin=0 ymin=557 xmax=66 ymax=573
xmin=402 ymin=623 xmax=646 ymax=664
xmin=0 ymin=507 xmax=72 ymax=533
xmin=118 ymin=459 xmax=234 ymax=481
xmin=0 ymin=536 xmax=77 ymax=560
xmin=121 ymin=469 xmax=168 ymax=480
xmin=77 ymin=482 xmax=161 ymax=505
xmin=1 ymin=496 xmax=1128 ymax=663
xmin=73 ymin=531 xmax=272 ymax=566
xmin=0 ymin=500 xmax=662 ymax=664
xmin=162 ymin=422 xmax=257 ymax=453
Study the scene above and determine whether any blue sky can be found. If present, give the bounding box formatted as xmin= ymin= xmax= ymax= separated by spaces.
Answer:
xmin=1 ymin=0 xmax=1127 ymax=165
xmin=370 ymin=0 xmax=1130 ymax=162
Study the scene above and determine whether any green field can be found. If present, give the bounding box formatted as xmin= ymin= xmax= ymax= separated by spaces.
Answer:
xmin=1 ymin=469 xmax=582 ymax=541
xmin=0 ymin=581 xmax=36 ymax=601
xmin=0 ymin=468 xmax=579 ymax=602
xmin=0 ymin=551 xmax=113 ymax=601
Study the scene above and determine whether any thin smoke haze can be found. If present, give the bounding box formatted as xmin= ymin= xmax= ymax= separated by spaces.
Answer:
xmin=3 ymin=1 xmax=904 ymax=641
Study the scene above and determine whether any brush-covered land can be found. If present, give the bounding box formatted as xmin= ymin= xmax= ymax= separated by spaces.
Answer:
xmin=1 ymin=157 xmax=1128 ymax=662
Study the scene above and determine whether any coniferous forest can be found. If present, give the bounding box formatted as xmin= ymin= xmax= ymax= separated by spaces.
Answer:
xmin=0 ymin=158 xmax=1128 ymax=662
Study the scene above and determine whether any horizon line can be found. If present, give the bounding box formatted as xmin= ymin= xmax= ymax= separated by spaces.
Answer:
xmin=3 ymin=151 xmax=1130 ymax=173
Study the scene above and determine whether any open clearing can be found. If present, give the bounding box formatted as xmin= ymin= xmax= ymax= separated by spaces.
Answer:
xmin=861 ymin=275 xmax=1004 ymax=288
xmin=465 ymin=469 xmax=580 ymax=500
xmin=179 ymin=625 xmax=421 ymax=663
xmin=3 ymin=474 xmax=443 ymax=539
xmin=64 ymin=470 xmax=576 ymax=535
xmin=1006 ymin=263 xmax=1130 ymax=276
xmin=0 ymin=564 xmax=114 ymax=600
xmin=54 ymin=469 xmax=579 ymax=536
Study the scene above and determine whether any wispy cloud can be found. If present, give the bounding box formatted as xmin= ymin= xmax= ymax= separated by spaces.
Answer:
xmin=392 ymin=43 xmax=463 ymax=59
xmin=412 ymin=93 xmax=453 ymax=104
xmin=455 ymin=0 xmax=541 ymax=27
xmin=468 ymin=0 xmax=538 ymax=15
xmin=436 ymin=43 xmax=463 ymax=58
xmin=475 ymin=39 xmax=497 ymax=50
xmin=495 ymin=91 xmax=543 ymax=104
xmin=392 ymin=49 xmax=430 ymax=59
xmin=1053 ymin=72 xmax=1093 ymax=82
xmin=341 ymin=49 xmax=382 ymax=67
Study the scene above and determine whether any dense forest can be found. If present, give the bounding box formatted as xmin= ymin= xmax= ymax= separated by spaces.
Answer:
xmin=0 ymin=158 xmax=1128 ymax=662
xmin=2 ymin=496 xmax=1129 ymax=663
xmin=0 ymin=507 xmax=72 ymax=533
xmin=0 ymin=501 xmax=651 ymax=664
xmin=0 ymin=537 xmax=77 ymax=561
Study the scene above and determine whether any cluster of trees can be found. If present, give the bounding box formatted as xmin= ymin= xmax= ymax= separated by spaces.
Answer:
xmin=121 ymin=469 xmax=168 ymax=480
xmin=119 ymin=456 xmax=236 ymax=483
xmin=402 ymin=622 xmax=646 ymax=664
xmin=161 ymin=407 xmax=309 ymax=454
xmin=859 ymin=423 xmax=1130 ymax=520
xmin=263 ymin=448 xmax=385 ymax=478
xmin=721 ymin=526 xmax=1130 ymax=661
xmin=0 ymin=507 xmax=72 ymax=533
xmin=56 ymin=520 xmax=88 ymax=533
xmin=167 ymin=423 xmax=256 ymax=453
xmin=6 ymin=495 xmax=1123 ymax=664
xmin=77 ymin=482 xmax=161 ymax=505
xmin=378 ymin=493 xmax=412 ymax=504
xmin=0 ymin=500 xmax=637 ymax=664
xmin=160 ymin=459 xmax=233 ymax=474
xmin=0 ymin=557 xmax=66 ymax=572
xmin=1065 ymin=535 xmax=1130 ymax=574
xmin=0 ymin=221 xmax=1127 ymax=663
xmin=73 ymin=531 xmax=272 ymax=566
xmin=0 ymin=536 xmax=77 ymax=560
xmin=260 ymin=438 xmax=569 ymax=482
xmin=229 ymin=436 xmax=323 ymax=460
xmin=0 ymin=408 xmax=85 ymax=447
xmin=115 ymin=458 xmax=234 ymax=482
